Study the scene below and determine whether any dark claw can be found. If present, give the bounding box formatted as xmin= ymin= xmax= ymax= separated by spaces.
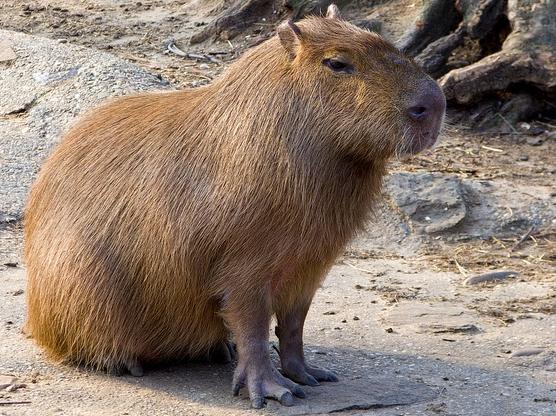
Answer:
xmin=279 ymin=391 xmax=294 ymax=406
xmin=304 ymin=374 xmax=319 ymax=386
xmin=232 ymin=382 xmax=243 ymax=396
xmin=109 ymin=365 xmax=124 ymax=377
xmin=292 ymin=385 xmax=306 ymax=399
xmin=127 ymin=363 xmax=144 ymax=377
xmin=251 ymin=396 xmax=266 ymax=409
xmin=209 ymin=340 xmax=236 ymax=363
xmin=326 ymin=372 xmax=339 ymax=382
xmin=311 ymin=368 xmax=338 ymax=382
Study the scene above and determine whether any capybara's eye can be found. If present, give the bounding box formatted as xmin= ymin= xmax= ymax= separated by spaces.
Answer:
xmin=323 ymin=58 xmax=354 ymax=74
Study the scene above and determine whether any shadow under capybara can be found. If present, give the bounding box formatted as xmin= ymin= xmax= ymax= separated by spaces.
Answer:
xmin=24 ymin=4 xmax=445 ymax=409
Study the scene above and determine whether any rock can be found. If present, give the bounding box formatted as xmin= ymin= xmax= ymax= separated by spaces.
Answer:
xmin=545 ymin=131 xmax=556 ymax=141
xmin=420 ymin=323 xmax=480 ymax=335
xmin=386 ymin=173 xmax=466 ymax=234
xmin=518 ymin=122 xmax=531 ymax=132
xmin=0 ymin=30 xmax=170 ymax=223
xmin=380 ymin=303 xmax=480 ymax=335
xmin=0 ymin=91 xmax=36 ymax=116
xmin=268 ymin=376 xmax=438 ymax=415
xmin=0 ymin=213 xmax=19 ymax=224
xmin=511 ymin=348 xmax=544 ymax=358
xmin=526 ymin=137 xmax=544 ymax=146
xmin=451 ymin=179 xmax=555 ymax=241
xmin=6 ymin=383 xmax=25 ymax=392
xmin=349 ymin=151 xmax=554 ymax=253
xmin=0 ymin=42 xmax=16 ymax=62
xmin=33 ymin=66 xmax=79 ymax=85
xmin=463 ymin=270 xmax=519 ymax=286
xmin=0 ymin=375 xmax=17 ymax=390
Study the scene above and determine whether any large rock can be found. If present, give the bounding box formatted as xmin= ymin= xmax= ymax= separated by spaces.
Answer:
xmin=0 ymin=30 xmax=170 ymax=225
xmin=351 ymin=172 xmax=556 ymax=255
xmin=386 ymin=172 xmax=467 ymax=234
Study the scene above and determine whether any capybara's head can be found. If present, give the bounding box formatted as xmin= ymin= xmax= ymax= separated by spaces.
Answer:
xmin=276 ymin=4 xmax=445 ymax=160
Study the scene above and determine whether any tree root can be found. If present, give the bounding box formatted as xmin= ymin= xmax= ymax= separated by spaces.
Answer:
xmin=190 ymin=0 xmax=276 ymax=44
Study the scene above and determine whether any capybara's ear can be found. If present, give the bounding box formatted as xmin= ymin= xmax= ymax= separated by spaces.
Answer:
xmin=326 ymin=4 xmax=342 ymax=20
xmin=277 ymin=20 xmax=302 ymax=60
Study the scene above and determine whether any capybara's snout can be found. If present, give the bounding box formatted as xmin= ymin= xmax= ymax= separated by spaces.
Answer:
xmin=404 ymin=77 xmax=446 ymax=154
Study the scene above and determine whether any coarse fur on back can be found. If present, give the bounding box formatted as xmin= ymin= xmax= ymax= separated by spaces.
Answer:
xmin=24 ymin=13 xmax=442 ymax=374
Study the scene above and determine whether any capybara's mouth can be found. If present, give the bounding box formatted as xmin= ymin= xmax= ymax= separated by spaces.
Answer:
xmin=406 ymin=127 xmax=441 ymax=155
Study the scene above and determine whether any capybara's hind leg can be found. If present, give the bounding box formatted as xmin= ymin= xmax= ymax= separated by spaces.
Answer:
xmin=110 ymin=359 xmax=144 ymax=377
xmin=208 ymin=340 xmax=236 ymax=364
xmin=126 ymin=359 xmax=144 ymax=377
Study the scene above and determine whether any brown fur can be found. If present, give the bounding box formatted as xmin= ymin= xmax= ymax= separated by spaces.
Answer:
xmin=25 ymin=14 xmax=440 ymax=375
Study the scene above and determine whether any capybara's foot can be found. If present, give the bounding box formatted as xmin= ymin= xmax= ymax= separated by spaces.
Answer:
xmin=109 ymin=360 xmax=143 ymax=377
xmin=281 ymin=360 xmax=338 ymax=386
xmin=208 ymin=340 xmax=236 ymax=364
xmin=232 ymin=360 xmax=305 ymax=408
xmin=127 ymin=360 xmax=144 ymax=377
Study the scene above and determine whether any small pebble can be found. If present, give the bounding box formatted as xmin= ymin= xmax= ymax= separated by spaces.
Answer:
xmin=0 ymin=43 xmax=17 ymax=62
xmin=511 ymin=348 xmax=544 ymax=357
xmin=544 ymin=130 xmax=556 ymax=140
xmin=0 ymin=375 xmax=17 ymax=390
xmin=6 ymin=383 xmax=25 ymax=392
xmin=526 ymin=137 xmax=543 ymax=146
xmin=463 ymin=270 xmax=518 ymax=286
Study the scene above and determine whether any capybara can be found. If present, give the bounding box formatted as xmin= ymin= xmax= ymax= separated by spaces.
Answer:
xmin=24 ymin=4 xmax=445 ymax=408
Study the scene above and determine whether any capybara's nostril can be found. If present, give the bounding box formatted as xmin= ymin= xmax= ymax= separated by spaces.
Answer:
xmin=407 ymin=80 xmax=446 ymax=124
xmin=408 ymin=105 xmax=428 ymax=121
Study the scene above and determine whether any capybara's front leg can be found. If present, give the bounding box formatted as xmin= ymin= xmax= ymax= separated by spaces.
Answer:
xmin=224 ymin=291 xmax=306 ymax=408
xmin=276 ymin=300 xmax=339 ymax=386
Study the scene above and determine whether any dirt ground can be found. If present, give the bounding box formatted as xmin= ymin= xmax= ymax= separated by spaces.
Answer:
xmin=0 ymin=1 xmax=555 ymax=415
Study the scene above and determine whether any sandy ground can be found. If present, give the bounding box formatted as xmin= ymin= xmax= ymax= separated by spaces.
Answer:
xmin=1 ymin=260 xmax=555 ymax=415
xmin=0 ymin=1 xmax=555 ymax=415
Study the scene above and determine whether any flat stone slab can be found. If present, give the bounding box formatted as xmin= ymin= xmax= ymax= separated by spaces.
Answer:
xmin=379 ymin=302 xmax=481 ymax=335
xmin=0 ymin=41 xmax=17 ymax=62
xmin=0 ymin=30 xmax=170 ymax=224
xmin=267 ymin=376 xmax=438 ymax=415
